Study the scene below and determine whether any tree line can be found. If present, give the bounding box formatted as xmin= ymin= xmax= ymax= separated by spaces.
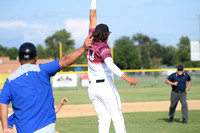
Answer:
xmin=0 ymin=29 xmax=200 ymax=70
xmin=114 ymin=33 xmax=200 ymax=69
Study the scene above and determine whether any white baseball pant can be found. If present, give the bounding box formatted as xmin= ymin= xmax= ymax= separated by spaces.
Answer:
xmin=88 ymin=77 xmax=126 ymax=133
xmin=34 ymin=123 xmax=55 ymax=133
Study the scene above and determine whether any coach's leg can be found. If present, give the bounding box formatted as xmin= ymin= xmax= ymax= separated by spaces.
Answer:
xmin=180 ymin=91 xmax=188 ymax=120
xmin=169 ymin=91 xmax=179 ymax=118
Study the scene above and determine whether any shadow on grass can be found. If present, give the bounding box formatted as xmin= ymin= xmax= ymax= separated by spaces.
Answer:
xmin=158 ymin=118 xmax=182 ymax=123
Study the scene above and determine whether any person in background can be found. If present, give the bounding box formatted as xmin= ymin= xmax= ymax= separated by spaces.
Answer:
xmin=54 ymin=98 xmax=68 ymax=113
xmin=165 ymin=65 xmax=192 ymax=123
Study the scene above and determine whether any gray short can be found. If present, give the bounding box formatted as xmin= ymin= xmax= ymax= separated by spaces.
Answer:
xmin=34 ymin=123 xmax=55 ymax=133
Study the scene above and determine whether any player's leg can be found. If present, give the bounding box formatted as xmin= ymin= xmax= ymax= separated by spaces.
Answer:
xmin=91 ymin=99 xmax=111 ymax=133
xmin=180 ymin=91 xmax=188 ymax=122
xmin=101 ymin=79 xmax=126 ymax=133
xmin=88 ymin=82 xmax=111 ymax=133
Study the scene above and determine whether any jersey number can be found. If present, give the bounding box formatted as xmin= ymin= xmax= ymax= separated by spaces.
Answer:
xmin=87 ymin=49 xmax=95 ymax=61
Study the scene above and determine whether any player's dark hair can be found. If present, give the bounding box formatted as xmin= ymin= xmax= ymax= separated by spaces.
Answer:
xmin=92 ymin=31 xmax=110 ymax=42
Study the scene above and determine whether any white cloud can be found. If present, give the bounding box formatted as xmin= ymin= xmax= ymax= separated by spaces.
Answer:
xmin=0 ymin=21 xmax=40 ymax=28
xmin=64 ymin=19 xmax=89 ymax=48
xmin=0 ymin=21 xmax=59 ymax=47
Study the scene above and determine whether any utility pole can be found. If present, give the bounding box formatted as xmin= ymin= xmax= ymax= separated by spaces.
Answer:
xmin=199 ymin=14 xmax=200 ymax=43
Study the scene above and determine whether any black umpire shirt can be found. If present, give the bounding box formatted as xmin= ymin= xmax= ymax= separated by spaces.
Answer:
xmin=167 ymin=72 xmax=191 ymax=91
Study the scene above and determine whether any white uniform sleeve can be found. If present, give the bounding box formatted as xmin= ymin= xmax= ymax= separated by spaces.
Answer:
xmin=90 ymin=0 xmax=96 ymax=10
xmin=104 ymin=57 xmax=124 ymax=77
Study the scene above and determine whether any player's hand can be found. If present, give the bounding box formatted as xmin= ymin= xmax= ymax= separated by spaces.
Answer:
xmin=61 ymin=98 xmax=68 ymax=105
xmin=3 ymin=128 xmax=13 ymax=133
xmin=128 ymin=77 xmax=139 ymax=86
xmin=121 ymin=74 xmax=139 ymax=86
xmin=186 ymin=87 xmax=190 ymax=91
xmin=173 ymin=82 xmax=178 ymax=86
xmin=84 ymin=34 xmax=93 ymax=50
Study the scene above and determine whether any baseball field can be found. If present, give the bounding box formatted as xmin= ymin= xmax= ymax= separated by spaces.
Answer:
xmin=1 ymin=85 xmax=200 ymax=133
xmin=54 ymin=85 xmax=200 ymax=133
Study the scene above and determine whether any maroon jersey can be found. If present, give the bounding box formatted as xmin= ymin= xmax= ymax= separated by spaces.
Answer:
xmin=87 ymin=28 xmax=112 ymax=79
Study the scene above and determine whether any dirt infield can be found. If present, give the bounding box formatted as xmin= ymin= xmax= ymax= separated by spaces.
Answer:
xmin=56 ymin=100 xmax=200 ymax=118
xmin=1 ymin=100 xmax=200 ymax=132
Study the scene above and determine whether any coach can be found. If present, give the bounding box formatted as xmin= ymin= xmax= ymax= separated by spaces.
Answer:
xmin=165 ymin=65 xmax=192 ymax=124
xmin=0 ymin=35 xmax=92 ymax=133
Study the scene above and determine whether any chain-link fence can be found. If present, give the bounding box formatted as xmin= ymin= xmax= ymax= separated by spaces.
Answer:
xmin=114 ymin=70 xmax=200 ymax=89
xmin=1 ymin=69 xmax=199 ymax=91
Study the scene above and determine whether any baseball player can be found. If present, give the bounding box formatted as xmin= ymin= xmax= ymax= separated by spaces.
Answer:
xmin=0 ymin=35 xmax=92 ymax=133
xmin=87 ymin=0 xmax=139 ymax=133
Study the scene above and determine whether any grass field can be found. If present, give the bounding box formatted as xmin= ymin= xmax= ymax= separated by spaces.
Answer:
xmin=2 ymin=71 xmax=200 ymax=132
xmin=53 ymin=86 xmax=200 ymax=105
xmin=53 ymin=85 xmax=200 ymax=133
xmin=56 ymin=110 xmax=200 ymax=133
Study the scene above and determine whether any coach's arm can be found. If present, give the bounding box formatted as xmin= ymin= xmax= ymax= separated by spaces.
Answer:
xmin=0 ymin=103 xmax=13 ymax=133
xmin=59 ymin=34 xmax=93 ymax=69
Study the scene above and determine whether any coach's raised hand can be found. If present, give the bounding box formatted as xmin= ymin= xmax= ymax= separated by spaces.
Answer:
xmin=84 ymin=34 xmax=93 ymax=50
xmin=59 ymin=34 xmax=93 ymax=69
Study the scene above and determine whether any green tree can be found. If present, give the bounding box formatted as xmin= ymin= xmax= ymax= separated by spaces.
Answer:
xmin=45 ymin=29 xmax=75 ymax=60
xmin=6 ymin=47 xmax=18 ymax=59
xmin=149 ymin=42 xmax=163 ymax=59
xmin=114 ymin=36 xmax=142 ymax=69
xmin=36 ymin=44 xmax=47 ymax=59
xmin=176 ymin=36 xmax=193 ymax=67
xmin=162 ymin=46 xmax=176 ymax=66
xmin=132 ymin=33 xmax=173 ymax=69
xmin=0 ymin=44 xmax=8 ymax=57
xmin=132 ymin=33 xmax=156 ymax=68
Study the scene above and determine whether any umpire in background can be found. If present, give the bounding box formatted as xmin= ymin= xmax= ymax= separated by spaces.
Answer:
xmin=165 ymin=65 xmax=192 ymax=123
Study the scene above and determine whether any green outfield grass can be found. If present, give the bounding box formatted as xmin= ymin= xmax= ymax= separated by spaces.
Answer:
xmin=53 ymin=86 xmax=200 ymax=105
xmin=56 ymin=110 xmax=200 ymax=133
xmin=53 ymin=85 xmax=200 ymax=133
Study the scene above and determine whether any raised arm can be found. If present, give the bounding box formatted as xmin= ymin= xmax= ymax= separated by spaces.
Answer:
xmin=59 ymin=34 xmax=93 ymax=69
xmin=90 ymin=0 xmax=97 ymax=29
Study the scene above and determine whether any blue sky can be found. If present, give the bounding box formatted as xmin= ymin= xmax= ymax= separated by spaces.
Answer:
xmin=0 ymin=0 xmax=199 ymax=49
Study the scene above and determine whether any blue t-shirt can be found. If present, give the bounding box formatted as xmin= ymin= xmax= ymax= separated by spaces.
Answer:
xmin=8 ymin=114 xmax=15 ymax=129
xmin=0 ymin=60 xmax=61 ymax=133
xmin=167 ymin=72 xmax=191 ymax=91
